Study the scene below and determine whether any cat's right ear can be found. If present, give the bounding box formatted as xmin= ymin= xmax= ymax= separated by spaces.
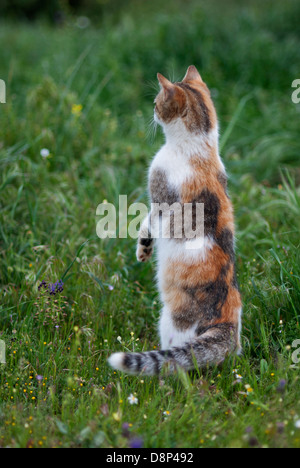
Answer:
xmin=182 ymin=65 xmax=203 ymax=83
xmin=157 ymin=73 xmax=175 ymax=101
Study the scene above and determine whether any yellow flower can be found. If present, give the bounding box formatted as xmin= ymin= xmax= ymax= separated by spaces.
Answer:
xmin=113 ymin=412 xmax=121 ymax=422
xmin=72 ymin=104 xmax=83 ymax=116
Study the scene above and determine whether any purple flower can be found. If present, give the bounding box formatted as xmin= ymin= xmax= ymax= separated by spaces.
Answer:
xmin=38 ymin=280 xmax=47 ymax=291
xmin=122 ymin=423 xmax=130 ymax=438
xmin=36 ymin=375 xmax=43 ymax=381
xmin=129 ymin=437 xmax=143 ymax=449
xmin=276 ymin=379 xmax=286 ymax=393
xmin=48 ymin=280 xmax=64 ymax=296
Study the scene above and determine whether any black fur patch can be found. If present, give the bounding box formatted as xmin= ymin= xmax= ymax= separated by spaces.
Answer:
xmin=216 ymin=228 xmax=234 ymax=261
xmin=149 ymin=351 xmax=160 ymax=374
xmin=149 ymin=169 xmax=179 ymax=205
xmin=159 ymin=350 xmax=174 ymax=359
xmin=140 ymin=238 xmax=152 ymax=247
xmin=135 ymin=353 xmax=143 ymax=372
xmin=192 ymin=189 xmax=220 ymax=238
xmin=124 ymin=354 xmax=133 ymax=369
xmin=177 ymin=83 xmax=211 ymax=133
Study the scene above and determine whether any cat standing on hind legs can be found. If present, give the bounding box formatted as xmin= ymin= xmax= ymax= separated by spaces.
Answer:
xmin=108 ymin=65 xmax=242 ymax=375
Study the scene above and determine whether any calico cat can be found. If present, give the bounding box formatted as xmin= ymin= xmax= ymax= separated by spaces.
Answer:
xmin=108 ymin=65 xmax=242 ymax=375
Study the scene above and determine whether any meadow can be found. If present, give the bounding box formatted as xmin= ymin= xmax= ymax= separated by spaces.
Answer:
xmin=0 ymin=0 xmax=300 ymax=448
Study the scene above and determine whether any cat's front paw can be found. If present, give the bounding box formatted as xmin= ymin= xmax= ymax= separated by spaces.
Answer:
xmin=136 ymin=242 xmax=153 ymax=262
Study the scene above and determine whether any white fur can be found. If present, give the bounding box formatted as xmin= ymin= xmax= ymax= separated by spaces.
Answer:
xmin=108 ymin=352 xmax=126 ymax=371
xmin=159 ymin=305 xmax=198 ymax=349
xmin=150 ymin=142 xmax=194 ymax=187
xmin=156 ymin=236 xmax=214 ymax=265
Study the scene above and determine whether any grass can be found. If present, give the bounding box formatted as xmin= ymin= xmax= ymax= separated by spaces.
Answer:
xmin=0 ymin=0 xmax=300 ymax=448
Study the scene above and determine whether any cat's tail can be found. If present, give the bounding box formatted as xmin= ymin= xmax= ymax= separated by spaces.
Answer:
xmin=108 ymin=323 xmax=239 ymax=375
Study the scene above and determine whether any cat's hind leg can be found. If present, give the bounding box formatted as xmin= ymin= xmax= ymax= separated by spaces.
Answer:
xmin=159 ymin=306 xmax=198 ymax=349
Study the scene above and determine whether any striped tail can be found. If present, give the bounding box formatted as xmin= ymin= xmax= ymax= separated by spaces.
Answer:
xmin=108 ymin=323 xmax=238 ymax=375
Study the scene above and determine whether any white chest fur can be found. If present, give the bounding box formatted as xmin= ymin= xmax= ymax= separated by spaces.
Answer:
xmin=150 ymin=143 xmax=194 ymax=189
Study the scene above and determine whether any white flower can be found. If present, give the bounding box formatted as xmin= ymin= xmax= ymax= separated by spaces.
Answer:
xmin=40 ymin=148 xmax=50 ymax=158
xmin=163 ymin=410 xmax=171 ymax=417
xmin=117 ymin=336 xmax=122 ymax=343
xmin=128 ymin=394 xmax=138 ymax=405
xmin=235 ymin=374 xmax=243 ymax=381
xmin=295 ymin=420 xmax=300 ymax=429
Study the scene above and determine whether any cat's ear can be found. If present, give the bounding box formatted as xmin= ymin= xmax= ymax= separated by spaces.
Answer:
xmin=182 ymin=65 xmax=203 ymax=83
xmin=157 ymin=73 xmax=176 ymax=101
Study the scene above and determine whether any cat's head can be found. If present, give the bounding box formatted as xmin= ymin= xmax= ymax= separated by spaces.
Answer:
xmin=154 ymin=65 xmax=217 ymax=135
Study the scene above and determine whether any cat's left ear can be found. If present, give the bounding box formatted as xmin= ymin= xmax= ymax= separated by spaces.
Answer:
xmin=182 ymin=65 xmax=203 ymax=83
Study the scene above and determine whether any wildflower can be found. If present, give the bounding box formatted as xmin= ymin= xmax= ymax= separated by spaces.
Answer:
xmin=112 ymin=412 xmax=121 ymax=422
xmin=235 ymin=374 xmax=243 ymax=382
xmin=48 ymin=280 xmax=64 ymax=296
xmin=72 ymin=104 xmax=83 ymax=116
xmin=295 ymin=420 xmax=300 ymax=429
xmin=163 ymin=410 xmax=171 ymax=417
xmin=129 ymin=438 xmax=143 ymax=449
xmin=128 ymin=394 xmax=138 ymax=405
xmin=122 ymin=423 xmax=130 ymax=438
xmin=36 ymin=375 xmax=43 ymax=382
xmin=108 ymin=284 xmax=114 ymax=291
xmin=276 ymin=379 xmax=286 ymax=393
xmin=245 ymin=384 xmax=253 ymax=393
xmin=38 ymin=280 xmax=47 ymax=291
xmin=40 ymin=148 xmax=50 ymax=159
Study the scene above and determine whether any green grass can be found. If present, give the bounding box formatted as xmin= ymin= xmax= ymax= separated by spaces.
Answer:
xmin=0 ymin=0 xmax=300 ymax=448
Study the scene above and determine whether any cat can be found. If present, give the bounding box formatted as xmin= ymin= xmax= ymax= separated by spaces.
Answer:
xmin=108 ymin=65 xmax=242 ymax=375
